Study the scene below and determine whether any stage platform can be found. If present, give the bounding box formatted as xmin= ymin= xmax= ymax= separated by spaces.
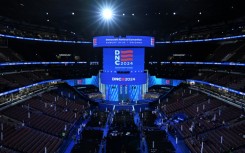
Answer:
xmin=98 ymin=100 xmax=155 ymax=112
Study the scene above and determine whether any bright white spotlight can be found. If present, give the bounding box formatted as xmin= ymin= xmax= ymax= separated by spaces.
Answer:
xmin=102 ymin=8 xmax=113 ymax=20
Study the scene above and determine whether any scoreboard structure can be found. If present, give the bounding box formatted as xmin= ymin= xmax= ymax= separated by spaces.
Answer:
xmin=94 ymin=36 xmax=154 ymax=102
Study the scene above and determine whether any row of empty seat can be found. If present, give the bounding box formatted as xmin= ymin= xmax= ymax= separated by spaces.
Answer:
xmin=155 ymin=86 xmax=244 ymax=153
xmin=0 ymin=71 xmax=52 ymax=92
xmin=1 ymin=122 xmax=63 ymax=153
xmin=0 ymin=86 xmax=90 ymax=152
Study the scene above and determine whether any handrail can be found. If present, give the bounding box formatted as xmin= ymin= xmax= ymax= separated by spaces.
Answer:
xmin=0 ymin=79 xmax=61 ymax=97
xmin=186 ymin=79 xmax=245 ymax=96
xmin=1 ymin=33 xmax=245 ymax=44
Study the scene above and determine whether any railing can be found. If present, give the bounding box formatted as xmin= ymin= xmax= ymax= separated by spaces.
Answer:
xmin=160 ymin=61 xmax=245 ymax=66
xmin=1 ymin=33 xmax=245 ymax=44
xmin=0 ymin=61 xmax=87 ymax=67
xmin=186 ymin=79 xmax=245 ymax=96
xmin=0 ymin=34 xmax=91 ymax=44
xmin=0 ymin=79 xmax=61 ymax=97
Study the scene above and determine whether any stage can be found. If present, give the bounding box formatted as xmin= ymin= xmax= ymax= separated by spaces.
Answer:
xmin=65 ymin=36 xmax=183 ymax=112
xmin=98 ymin=99 xmax=154 ymax=112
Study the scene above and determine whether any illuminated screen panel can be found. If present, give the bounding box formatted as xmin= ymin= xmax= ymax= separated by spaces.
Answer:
xmin=103 ymin=48 xmax=145 ymax=71
xmin=93 ymin=36 xmax=155 ymax=47
xmin=101 ymin=73 xmax=147 ymax=85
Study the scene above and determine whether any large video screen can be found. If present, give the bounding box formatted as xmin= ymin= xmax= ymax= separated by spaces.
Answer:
xmin=93 ymin=36 xmax=154 ymax=47
xmin=101 ymin=73 xmax=147 ymax=85
xmin=103 ymin=48 xmax=145 ymax=71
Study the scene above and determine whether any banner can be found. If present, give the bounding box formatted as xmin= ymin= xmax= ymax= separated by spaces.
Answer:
xmin=93 ymin=36 xmax=154 ymax=47
xmin=101 ymin=73 xmax=147 ymax=85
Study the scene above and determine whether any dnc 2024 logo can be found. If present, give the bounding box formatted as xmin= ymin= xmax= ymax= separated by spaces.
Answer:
xmin=114 ymin=49 xmax=133 ymax=66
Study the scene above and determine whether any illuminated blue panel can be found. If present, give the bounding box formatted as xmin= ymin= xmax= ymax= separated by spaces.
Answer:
xmin=0 ymin=61 xmax=88 ymax=67
xmin=103 ymin=48 xmax=145 ymax=71
xmin=156 ymin=35 xmax=245 ymax=44
xmin=101 ymin=73 xmax=147 ymax=85
xmin=148 ymin=76 xmax=183 ymax=87
xmin=65 ymin=80 xmax=76 ymax=86
xmin=128 ymin=85 xmax=142 ymax=101
xmin=106 ymin=85 xmax=119 ymax=101
xmin=2 ymin=61 xmax=242 ymax=67
xmin=93 ymin=36 xmax=155 ymax=47
xmin=104 ymin=84 xmax=143 ymax=101
xmin=1 ymin=33 xmax=245 ymax=44
xmin=65 ymin=76 xmax=99 ymax=87
xmin=0 ymin=34 xmax=91 ymax=44
xmin=160 ymin=61 xmax=245 ymax=67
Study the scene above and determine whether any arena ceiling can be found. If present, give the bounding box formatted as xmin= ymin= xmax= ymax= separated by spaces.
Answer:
xmin=0 ymin=0 xmax=245 ymax=37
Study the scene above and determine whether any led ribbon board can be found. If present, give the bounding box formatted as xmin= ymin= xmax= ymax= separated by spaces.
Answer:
xmin=100 ymin=73 xmax=147 ymax=85
xmin=93 ymin=36 xmax=155 ymax=47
